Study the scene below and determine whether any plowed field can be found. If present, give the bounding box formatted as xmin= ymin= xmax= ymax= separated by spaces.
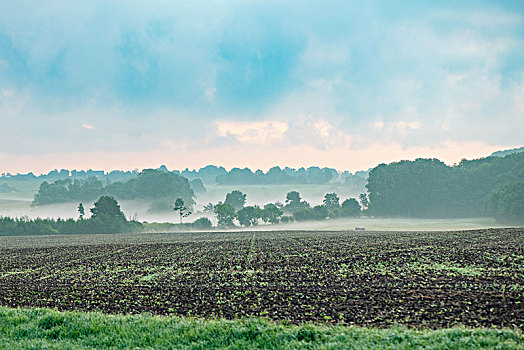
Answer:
xmin=0 ymin=228 xmax=522 ymax=328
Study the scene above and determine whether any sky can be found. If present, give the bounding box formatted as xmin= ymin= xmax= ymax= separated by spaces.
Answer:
xmin=0 ymin=0 xmax=523 ymax=174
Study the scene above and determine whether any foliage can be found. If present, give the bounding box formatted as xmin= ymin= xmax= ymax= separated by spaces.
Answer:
xmin=236 ymin=205 xmax=261 ymax=227
xmin=284 ymin=191 xmax=310 ymax=213
xmin=190 ymin=178 xmax=206 ymax=194
xmin=366 ymin=153 xmax=524 ymax=218
xmin=215 ymin=166 xmax=336 ymax=185
xmin=203 ymin=202 xmax=214 ymax=214
xmin=261 ymin=203 xmax=283 ymax=224
xmin=359 ymin=193 xmax=369 ymax=209
xmin=32 ymin=177 xmax=103 ymax=206
xmin=90 ymin=196 xmax=126 ymax=221
xmin=341 ymin=198 xmax=361 ymax=217
xmin=77 ymin=203 xmax=85 ymax=219
xmin=0 ymin=196 xmax=141 ymax=235
xmin=323 ymin=193 xmax=340 ymax=211
xmin=192 ymin=217 xmax=213 ymax=229
xmin=173 ymin=198 xmax=191 ymax=224
xmin=32 ymin=169 xmax=196 ymax=207
xmin=486 ymin=181 xmax=524 ymax=224
xmin=0 ymin=215 xmax=142 ymax=235
xmin=213 ymin=202 xmax=236 ymax=228
xmin=293 ymin=205 xmax=328 ymax=222
xmin=32 ymin=169 xmax=196 ymax=208
xmin=280 ymin=215 xmax=295 ymax=223
xmin=106 ymin=169 xmax=195 ymax=208
xmin=224 ymin=190 xmax=247 ymax=211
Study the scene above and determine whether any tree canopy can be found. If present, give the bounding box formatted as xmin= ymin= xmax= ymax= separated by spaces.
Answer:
xmin=214 ymin=203 xmax=236 ymax=228
xmin=365 ymin=152 xmax=524 ymax=218
xmin=225 ymin=190 xmax=247 ymax=211
xmin=486 ymin=181 xmax=524 ymax=224
xmin=32 ymin=169 xmax=195 ymax=208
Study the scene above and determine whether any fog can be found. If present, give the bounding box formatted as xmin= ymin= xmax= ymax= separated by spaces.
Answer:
xmin=237 ymin=217 xmax=510 ymax=232
xmin=0 ymin=182 xmax=362 ymax=223
xmin=0 ymin=181 xmax=515 ymax=232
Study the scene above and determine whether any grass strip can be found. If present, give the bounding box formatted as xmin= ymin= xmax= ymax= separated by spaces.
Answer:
xmin=0 ymin=306 xmax=522 ymax=349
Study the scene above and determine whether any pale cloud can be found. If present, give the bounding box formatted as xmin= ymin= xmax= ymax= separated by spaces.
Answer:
xmin=373 ymin=121 xmax=421 ymax=131
xmin=314 ymin=120 xmax=333 ymax=138
xmin=82 ymin=123 xmax=94 ymax=130
xmin=215 ymin=121 xmax=289 ymax=144
xmin=373 ymin=121 xmax=385 ymax=129
xmin=392 ymin=122 xmax=421 ymax=130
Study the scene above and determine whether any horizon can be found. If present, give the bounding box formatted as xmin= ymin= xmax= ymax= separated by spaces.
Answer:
xmin=2 ymin=145 xmax=521 ymax=176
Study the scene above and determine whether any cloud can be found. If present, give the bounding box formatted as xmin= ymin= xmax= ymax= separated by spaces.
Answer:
xmin=216 ymin=121 xmax=289 ymax=144
xmin=0 ymin=1 xmax=523 ymax=171
xmin=373 ymin=121 xmax=421 ymax=131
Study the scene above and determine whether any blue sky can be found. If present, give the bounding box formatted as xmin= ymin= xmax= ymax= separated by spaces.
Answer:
xmin=0 ymin=0 xmax=523 ymax=173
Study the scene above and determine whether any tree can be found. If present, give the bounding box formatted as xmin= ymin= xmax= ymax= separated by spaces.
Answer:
xmin=311 ymin=205 xmax=328 ymax=220
xmin=203 ymin=202 xmax=214 ymax=214
xmin=225 ymin=190 xmax=247 ymax=210
xmin=284 ymin=191 xmax=309 ymax=213
xmin=90 ymin=196 xmax=126 ymax=221
xmin=105 ymin=169 xmax=195 ymax=208
xmin=174 ymin=198 xmax=192 ymax=223
xmin=359 ymin=193 xmax=369 ymax=209
xmin=293 ymin=208 xmax=310 ymax=222
xmin=214 ymin=202 xmax=236 ymax=228
xmin=236 ymin=205 xmax=261 ymax=227
xmin=293 ymin=205 xmax=328 ymax=221
xmin=77 ymin=203 xmax=85 ymax=219
xmin=341 ymin=198 xmax=361 ymax=217
xmin=261 ymin=203 xmax=283 ymax=224
xmin=190 ymin=178 xmax=206 ymax=194
xmin=486 ymin=181 xmax=524 ymax=224
xmin=323 ymin=193 xmax=340 ymax=211
xmin=192 ymin=217 xmax=213 ymax=229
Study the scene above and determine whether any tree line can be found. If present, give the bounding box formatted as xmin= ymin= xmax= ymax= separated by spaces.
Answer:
xmin=0 ymin=196 xmax=142 ymax=235
xmin=3 ymin=164 xmax=368 ymax=189
xmin=32 ymin=169 xmax=196 ymax=207
xmin=366 ymin=152 xmax=524 ymax=223
xmin=205 ymin=190 xmax=362 ymax=228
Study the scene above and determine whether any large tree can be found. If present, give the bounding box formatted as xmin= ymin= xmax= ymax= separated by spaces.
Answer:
xmin=284 ymin=191 xmax=309 ymax=213
xmin=323 ymin=193 xmax=340 ymax=211
xmin=90 ymin=196 xmax=126 ymax=221
xmin=225 ymin=190 xmax=247 ymax=210
xmin=341 ymin=198 xmax=361 ymax=217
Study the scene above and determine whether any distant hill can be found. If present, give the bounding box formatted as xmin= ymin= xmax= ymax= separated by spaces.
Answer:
xmin=491 ymin=146 xmax=524 ymax=157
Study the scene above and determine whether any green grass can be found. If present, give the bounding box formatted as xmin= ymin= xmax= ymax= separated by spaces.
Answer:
xmin=0 ymin=307 xmax=521 ymax=349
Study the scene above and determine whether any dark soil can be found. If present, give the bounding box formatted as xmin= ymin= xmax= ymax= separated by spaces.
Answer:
xmin=0 ymin=228 xmax=522 ymax=328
